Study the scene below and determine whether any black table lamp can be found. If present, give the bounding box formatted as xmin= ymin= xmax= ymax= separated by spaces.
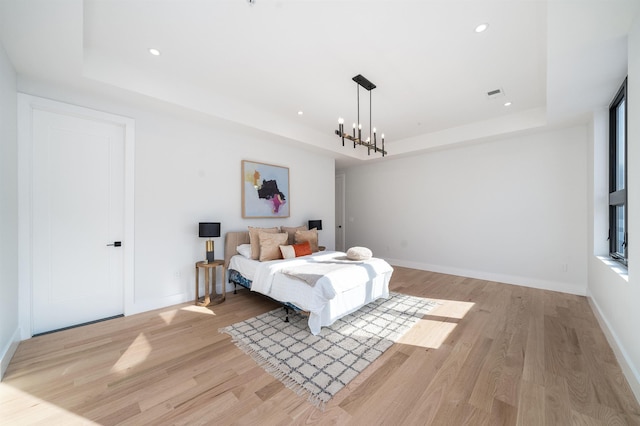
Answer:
xmin=199 ymin=222 xmax=221 ymax=263
xmin=308 ymin=220 xmax=322 ymax=231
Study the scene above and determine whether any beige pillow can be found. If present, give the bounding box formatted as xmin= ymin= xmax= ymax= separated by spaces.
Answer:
xmin=248 ymin=226 xmax=279 ymax=260
xmin=258 ymin=232 xmax=288 ymax=261
xmin=294 ymin=228 xmax=319 ymax=252
xmin=281 ymin=225 xmax=308 ymax=245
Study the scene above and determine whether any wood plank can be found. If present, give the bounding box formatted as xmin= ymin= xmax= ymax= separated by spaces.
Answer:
xmin=516 ymin=380 xmax=545 ymax=426
xmin=544 ymin=372 xmax=572 ymax=425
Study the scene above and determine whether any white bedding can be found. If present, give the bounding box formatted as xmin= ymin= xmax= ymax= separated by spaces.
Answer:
xmin=229 ymin=251 xmax=393 ymax=334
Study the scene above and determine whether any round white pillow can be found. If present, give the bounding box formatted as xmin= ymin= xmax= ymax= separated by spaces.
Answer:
xmin=346 ymin=246 xmax=372 ymax=261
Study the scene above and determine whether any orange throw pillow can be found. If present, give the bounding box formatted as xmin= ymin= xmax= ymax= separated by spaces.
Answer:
xmin=280 ymin=241 xmax=312 ymax=259
xmin=292 ymin=241 xmax=312 ymax=257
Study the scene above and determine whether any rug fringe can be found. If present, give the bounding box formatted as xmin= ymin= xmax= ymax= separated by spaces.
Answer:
xmin=219 ymin=327 xmax=327 ymax=411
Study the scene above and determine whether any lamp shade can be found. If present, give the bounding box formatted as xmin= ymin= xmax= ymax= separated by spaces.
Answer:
xmin=308 ymin=220 xmax=322 ymax=231
xmin=199 ymin=222 xmax=221 ymax=238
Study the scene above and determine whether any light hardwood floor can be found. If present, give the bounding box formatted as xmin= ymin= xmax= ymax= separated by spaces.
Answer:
xmin=2 ymin=267 xmax=639 ymax=425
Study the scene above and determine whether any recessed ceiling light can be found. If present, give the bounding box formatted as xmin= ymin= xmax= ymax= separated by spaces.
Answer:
xmin=504 ymin=101 xmax=512 ymax=107
xmin=297 ymin=111 xmax=304 ymax=116
xmin=475 ymin=23 xmax=489 ymax=33
xmin=148 ymin=48 xmax=161 ymax=56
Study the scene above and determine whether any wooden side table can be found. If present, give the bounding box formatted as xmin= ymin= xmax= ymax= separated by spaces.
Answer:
xmin=195 ymin=260 xmax=226 ymax=306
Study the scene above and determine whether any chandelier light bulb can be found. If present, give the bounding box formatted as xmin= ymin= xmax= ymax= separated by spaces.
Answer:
xmin=338 ymin=117 xmax=344 ymax=124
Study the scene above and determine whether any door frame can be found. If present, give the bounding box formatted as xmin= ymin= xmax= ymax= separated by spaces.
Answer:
xmin=18 ymin=94 xmax=135 ymax=339
xmin=335 ymin=173 xmax=346 ymax=252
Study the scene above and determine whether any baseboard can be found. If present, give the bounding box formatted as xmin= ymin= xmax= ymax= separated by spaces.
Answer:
xmin=127 ymin=293 xmax=191 ymax=316
xmin=126 ymin=282 xmax=233 ymax=316
xmin=386 ymin=258 xmax=587 ymax=296
xmin=0 ymin=327 xmax=21 ymax=381
xmin=587 ymin=290 xmax=640 ymax=403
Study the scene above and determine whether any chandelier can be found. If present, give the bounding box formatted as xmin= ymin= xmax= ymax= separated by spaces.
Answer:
xmin=335 ymin=74 xmax=387 ymax=157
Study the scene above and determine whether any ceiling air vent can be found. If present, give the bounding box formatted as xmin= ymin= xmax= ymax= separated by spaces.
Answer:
xmin=486 ymin=88 xmax=505 ymax=99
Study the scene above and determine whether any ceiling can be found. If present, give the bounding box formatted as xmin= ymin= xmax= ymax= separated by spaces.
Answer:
xmin=1 ymin=0 xmax=638 ymax=167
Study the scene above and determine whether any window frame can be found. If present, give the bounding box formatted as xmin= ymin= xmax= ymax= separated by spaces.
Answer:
xmin=608 ymin=77 xmax=628 ymax=266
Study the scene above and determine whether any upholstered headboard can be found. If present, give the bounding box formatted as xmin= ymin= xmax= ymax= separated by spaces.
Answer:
xmin=224 ymin=231 xmax=251 ymax=268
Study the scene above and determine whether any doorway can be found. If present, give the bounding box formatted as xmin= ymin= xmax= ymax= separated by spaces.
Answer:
xmin=18 ymin=95 xmax=135 ymax=337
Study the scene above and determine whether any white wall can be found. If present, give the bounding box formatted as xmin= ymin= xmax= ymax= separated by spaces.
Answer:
xmin=587 ymin=13 xmax=640 ymax=400
xmin=342 ymin=125 xmax=588 ymax=295
xmin=0 ymin=41 xmax=19 ymax=379
xmin=130 ymin=106 xmax=335 ymax=313
xmin=16 ymin=79 xmax=335 ymax=318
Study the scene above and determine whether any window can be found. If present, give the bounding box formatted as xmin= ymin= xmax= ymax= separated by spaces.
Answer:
xmin=609 ymin=78 xmax=627 ymax=265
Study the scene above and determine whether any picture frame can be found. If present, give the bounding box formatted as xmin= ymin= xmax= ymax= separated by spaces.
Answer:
xmin=242 ymin=160 xmax=290 ymax=218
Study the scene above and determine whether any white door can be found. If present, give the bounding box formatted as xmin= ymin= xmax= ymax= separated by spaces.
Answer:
xmin=31 ymin=109 xmax=125 ymax=334
xmin=335 ymin=173 xmax=346 ymax=252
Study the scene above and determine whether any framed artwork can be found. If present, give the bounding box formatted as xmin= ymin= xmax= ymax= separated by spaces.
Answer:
xmin=242 ymin=160 xmax=290 ymax=218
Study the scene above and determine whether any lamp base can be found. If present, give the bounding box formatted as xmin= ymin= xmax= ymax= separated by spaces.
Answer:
xmin=205 ymin=240 xmax=215 ymax=263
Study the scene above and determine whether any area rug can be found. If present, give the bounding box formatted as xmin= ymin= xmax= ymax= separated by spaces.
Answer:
xmin=219 ymin=292 xmax=438 ymax=408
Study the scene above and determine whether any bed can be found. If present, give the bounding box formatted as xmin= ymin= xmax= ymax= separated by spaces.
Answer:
xmin=224 ymin=231 xmax=393 ymax=335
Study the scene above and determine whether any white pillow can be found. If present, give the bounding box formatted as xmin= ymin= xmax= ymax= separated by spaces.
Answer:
xmin=236 ymin=244 xmax=252 ymax=259
xmin=280 ymin=245 xmax=296 ymax=259
xmin=346 ymin=246 xmax=372 ymax=260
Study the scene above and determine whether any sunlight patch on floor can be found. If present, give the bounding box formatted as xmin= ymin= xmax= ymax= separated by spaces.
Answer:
xmin=180 ymin=305 xmax=216 ymax=315
xmin=110 ymin=333 xmax=151 ymax=373
xmin=0 ymin=383 xmax=97 ymax=424
xmin=429 ymin=299 xmax=474 ymax=319
xmin=159 ymin=308 xmax=178 ymax=325
xmin=399 ymin=299 xmax=474 ymax=349
xmin=399 ymin=318 xmax=457 ymax=349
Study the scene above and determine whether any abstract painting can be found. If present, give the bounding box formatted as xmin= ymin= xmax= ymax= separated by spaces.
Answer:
xmin=242 ymin=160 xmax=290 ymax=218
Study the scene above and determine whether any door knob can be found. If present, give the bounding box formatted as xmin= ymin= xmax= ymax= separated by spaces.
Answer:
xmin=107 ymin=241 xmax=122 ymax=247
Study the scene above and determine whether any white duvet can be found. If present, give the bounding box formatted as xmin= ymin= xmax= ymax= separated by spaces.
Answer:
xmin=229 ymin=251 xmax=393 ymax=334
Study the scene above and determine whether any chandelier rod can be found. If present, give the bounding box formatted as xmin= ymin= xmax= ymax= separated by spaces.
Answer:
xmin=356 ymin=82 xmax=359 ymax=149
xmin=367 ymin=90 xmax=376 ymax=155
